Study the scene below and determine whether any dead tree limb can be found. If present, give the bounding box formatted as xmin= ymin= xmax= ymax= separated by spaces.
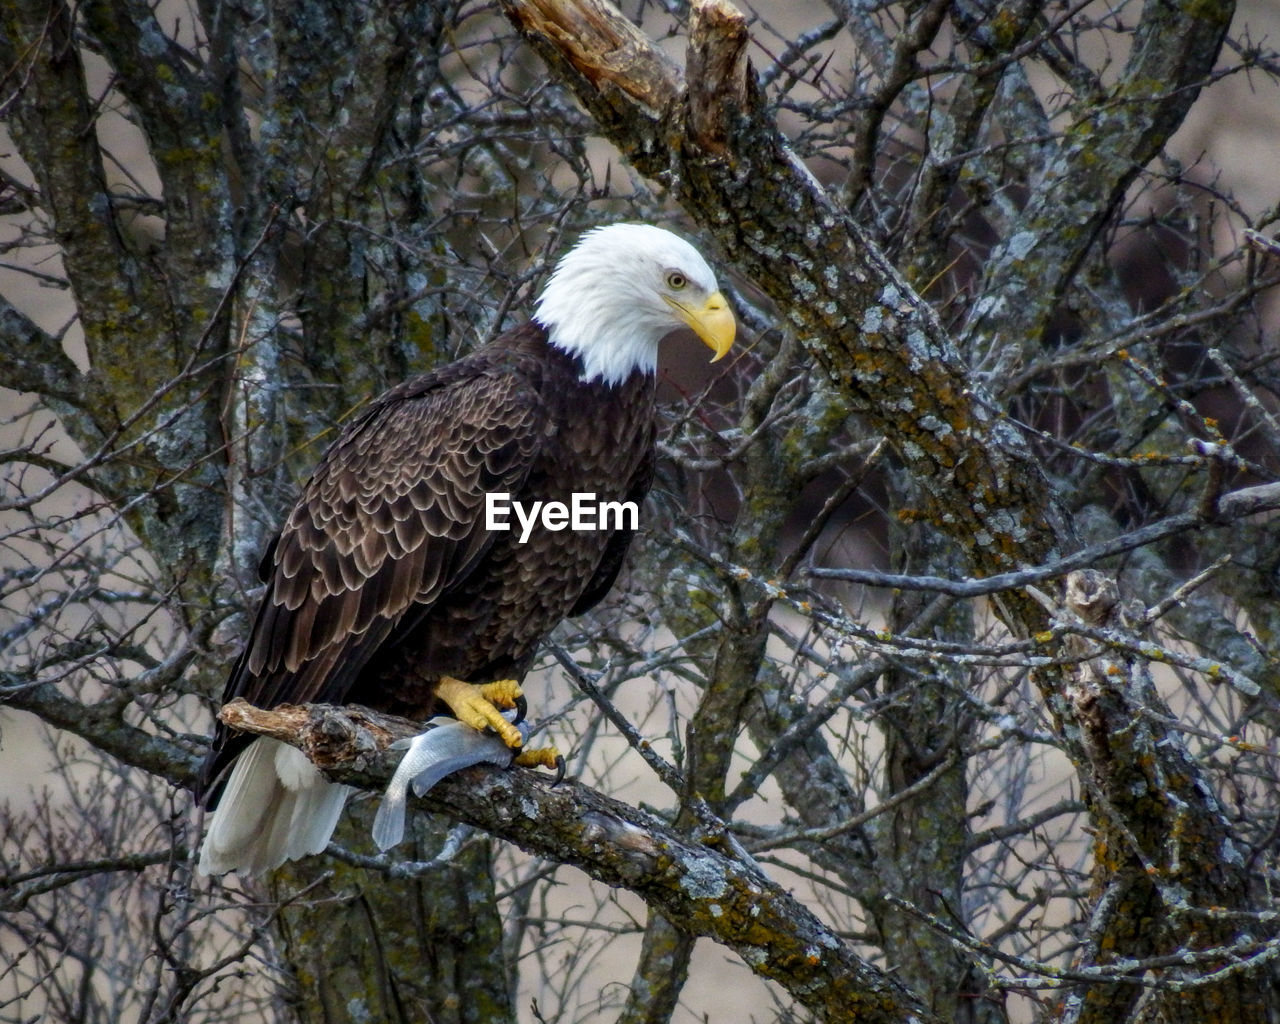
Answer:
xmin=218 ymin=699 xmax=946 ymax=1024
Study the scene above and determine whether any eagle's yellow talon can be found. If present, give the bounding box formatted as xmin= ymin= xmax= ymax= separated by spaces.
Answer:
xmin=515 ymin=746 xmax=565 ymax=785
xmin=513 ymin=746 xmax=560 ymax=770
xmin=476 ymin=678 xmax=522 ymax=710
xmin=436 ymin=676 xmax=525 ymax=748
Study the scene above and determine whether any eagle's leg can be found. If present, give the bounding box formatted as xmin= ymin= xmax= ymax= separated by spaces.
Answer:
xmin=436 ymin=676 xmax=525 ymax=749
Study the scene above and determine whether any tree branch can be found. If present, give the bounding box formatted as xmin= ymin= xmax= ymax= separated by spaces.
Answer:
xmin=218 ymin=699 xmax=944 ymax=1024
xmin=965 ymin=0 xmax=1237 ymax=375
xmin=1 ymin=680 xmax=203 ymax=789
xmin=0 ymin=297 xmax=80 ymax=403
xmin=1052 ymin=570 xmax=1276 ymax=1023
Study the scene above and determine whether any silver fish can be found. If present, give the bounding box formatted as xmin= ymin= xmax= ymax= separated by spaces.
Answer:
xmin=372 ymin=715 xmax=531 ymax=851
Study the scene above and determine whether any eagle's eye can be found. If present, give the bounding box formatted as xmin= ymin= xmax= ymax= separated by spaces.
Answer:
xmin=665 ymin=270 xmax=688 ymax=290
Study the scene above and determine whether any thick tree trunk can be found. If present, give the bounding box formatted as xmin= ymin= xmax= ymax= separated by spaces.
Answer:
xmin=275 ymin=810 xmax=514 ymax=1024
xmin=874 ymin=491 xmax=1001 ymax=1024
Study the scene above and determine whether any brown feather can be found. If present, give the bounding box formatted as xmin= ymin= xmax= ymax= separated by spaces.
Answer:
xmin=200 ymin=322 xmax=656 ymax=798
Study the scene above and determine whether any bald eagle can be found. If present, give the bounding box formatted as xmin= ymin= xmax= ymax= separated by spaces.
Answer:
xmin=198 ymin=224 xmax=735 ymax=875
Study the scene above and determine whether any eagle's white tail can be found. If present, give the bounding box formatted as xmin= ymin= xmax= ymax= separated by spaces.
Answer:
xmin=198 ymin=738 xmax=352 ymax=877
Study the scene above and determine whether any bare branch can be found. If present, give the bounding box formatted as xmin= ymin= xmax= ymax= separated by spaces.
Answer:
xmin=218 ymin=699 xmax=946 ymax=1024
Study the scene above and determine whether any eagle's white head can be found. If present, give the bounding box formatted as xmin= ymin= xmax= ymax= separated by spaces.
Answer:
xmin=534 ymin=223 xmax=736 ymax=386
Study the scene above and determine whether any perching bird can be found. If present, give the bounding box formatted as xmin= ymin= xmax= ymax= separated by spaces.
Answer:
xmin=197 ymin=224 xmax=735 ymax=875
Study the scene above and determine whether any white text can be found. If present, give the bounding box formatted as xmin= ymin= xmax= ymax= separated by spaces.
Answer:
xmin=485 ymin=492 xmax=639 ymax=544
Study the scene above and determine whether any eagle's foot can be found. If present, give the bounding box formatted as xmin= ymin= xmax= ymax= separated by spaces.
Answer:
xmin=514 ymin=746 xmax=566 ymax=785
xmin=437 ymin=676 xmax=525 ymax=749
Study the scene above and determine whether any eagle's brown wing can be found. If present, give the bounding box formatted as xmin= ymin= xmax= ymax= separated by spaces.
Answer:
xmin=200 ymin=363 xmax=543 ymax=797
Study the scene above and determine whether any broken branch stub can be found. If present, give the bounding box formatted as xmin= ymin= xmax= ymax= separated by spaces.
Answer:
xmin=685 ymin=0 xmax=752 ymax=155
xmin=218 ymin=697 xmax=413 ymax=771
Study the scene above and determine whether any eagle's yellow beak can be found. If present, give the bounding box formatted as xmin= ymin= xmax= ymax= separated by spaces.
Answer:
xmin=665 ymin=291 xmax=736 ymax=363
